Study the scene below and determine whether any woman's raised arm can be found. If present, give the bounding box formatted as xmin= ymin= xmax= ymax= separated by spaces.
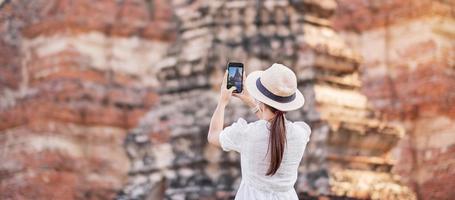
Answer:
xmin=207 ymin=71 xmax=235 ymax=147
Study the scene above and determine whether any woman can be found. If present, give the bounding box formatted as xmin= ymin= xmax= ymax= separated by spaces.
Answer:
xmin=208 ymin=63 xmax=312 ymax=200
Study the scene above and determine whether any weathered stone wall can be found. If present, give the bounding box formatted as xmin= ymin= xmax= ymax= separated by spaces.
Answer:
xmin=333 ymin=0 xmax=455 ymax=199
xmin=2 ymin=0 xmax=451 ymax=199
xmin=0 ymin=0 xmax=173 ymax=199
xmin=118 ymin=0 xmax=415 ymax=199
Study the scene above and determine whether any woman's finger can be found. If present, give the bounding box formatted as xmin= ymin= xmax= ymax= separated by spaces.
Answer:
xmin=228 ymin=87 xmax=236 ymax=94
xmin=221 ymin=70 xmax=228 ymax=87
xmin=224 ymin=70 xmax=228 ymax=79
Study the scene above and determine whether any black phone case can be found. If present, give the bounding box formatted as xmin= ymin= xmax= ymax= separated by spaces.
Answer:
xmin=227 ymin=63 xmax=243 ymax=93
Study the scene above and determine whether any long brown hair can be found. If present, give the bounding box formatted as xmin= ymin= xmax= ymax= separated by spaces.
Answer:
xmin=264 ymin=104 xmax=287 ymax=176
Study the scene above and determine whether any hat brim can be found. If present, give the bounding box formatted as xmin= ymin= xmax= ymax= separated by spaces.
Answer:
xmin=245 ymin=71 xmax=305 ymax=112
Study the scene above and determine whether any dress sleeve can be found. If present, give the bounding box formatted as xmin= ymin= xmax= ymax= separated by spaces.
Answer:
xmin=219 ymin=118 xmax=248 ymax=153
xmin=294 ymin=121 xmax=312 ymax=142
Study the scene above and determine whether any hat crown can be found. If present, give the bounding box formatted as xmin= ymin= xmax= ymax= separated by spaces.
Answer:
xmin=260 ymin=63 xmax=297 ymax=97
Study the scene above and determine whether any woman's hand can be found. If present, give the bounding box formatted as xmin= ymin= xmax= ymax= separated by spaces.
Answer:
xmin=219 ymin=70 xmax=236 ymax=107
xmin=233 ymin=72 xmax=256 ymax=108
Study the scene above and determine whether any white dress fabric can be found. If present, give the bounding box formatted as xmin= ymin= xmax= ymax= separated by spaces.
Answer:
xmin=219 ymin=117 xmax=312 ymax=200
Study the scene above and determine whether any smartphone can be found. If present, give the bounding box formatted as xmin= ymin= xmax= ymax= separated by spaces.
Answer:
xmin=226 ymin=62 xmax=244 ymax=93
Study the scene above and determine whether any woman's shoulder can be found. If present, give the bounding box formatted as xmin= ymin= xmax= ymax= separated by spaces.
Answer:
xmin=232 ymin=118 xmax=268 ymax=130
xmin=227 ymin=117 xmax=249 ymax=130
xmin=233 ymin=118 xmax=311 ymax=134
xmin=236 ymin=118 xmax=263 ymax=127
xmin=287 ymin=120 xmax=312 ymax=142
xmin=290 ymin=121 xmax=311 ymax=133
xmin=229 ymin=117 xmax=264 ymax=130
xmin=240 ymin=118 xmax=311 ymax=129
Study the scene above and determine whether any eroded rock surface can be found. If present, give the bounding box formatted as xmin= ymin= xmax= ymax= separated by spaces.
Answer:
xmin=117 ymin=1 xmax=416 ymax=199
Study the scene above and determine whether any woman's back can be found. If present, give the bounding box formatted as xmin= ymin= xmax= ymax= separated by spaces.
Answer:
xmin=219 ymin=118 xmax=312 ymax=199
xmin=208 ymin=63 xmax=310 ymax=200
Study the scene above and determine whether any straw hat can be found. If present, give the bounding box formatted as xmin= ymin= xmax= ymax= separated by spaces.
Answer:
xmin=245 ymin=63 xmax=304 ymax=111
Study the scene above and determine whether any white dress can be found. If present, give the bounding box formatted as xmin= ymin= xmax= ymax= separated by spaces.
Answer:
xmin=219 ymin=117 xmax=312 ymax=200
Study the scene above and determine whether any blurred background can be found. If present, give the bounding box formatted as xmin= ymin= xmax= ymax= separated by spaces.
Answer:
xmin=0 ymin=0 xmax=454 ymax=199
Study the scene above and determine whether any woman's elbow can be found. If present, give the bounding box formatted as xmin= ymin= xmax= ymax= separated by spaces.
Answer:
xmin=207 ymin=132 xmax=220 ymax=146
xmin=207 ymin=134 xmax=215 ymax=144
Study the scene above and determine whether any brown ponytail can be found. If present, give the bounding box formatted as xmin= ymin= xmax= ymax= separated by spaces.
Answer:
xmin=265 ymin=104 xmax=287 ymax=176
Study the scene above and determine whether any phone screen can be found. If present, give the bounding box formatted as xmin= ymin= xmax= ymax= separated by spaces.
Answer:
xmin=227 ymin=62 xmax=243 ymax=93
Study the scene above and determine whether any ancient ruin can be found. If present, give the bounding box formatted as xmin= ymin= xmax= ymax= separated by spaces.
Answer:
xmin=333 ymin=0 xmax=455 ymax=199
xmin=0 ymin=0 xmax=174 ymax=198
xmin=1 ymin=0 xmax=453 ymax=200
xmin=117 ymin=0 xmax=415 ymax=199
